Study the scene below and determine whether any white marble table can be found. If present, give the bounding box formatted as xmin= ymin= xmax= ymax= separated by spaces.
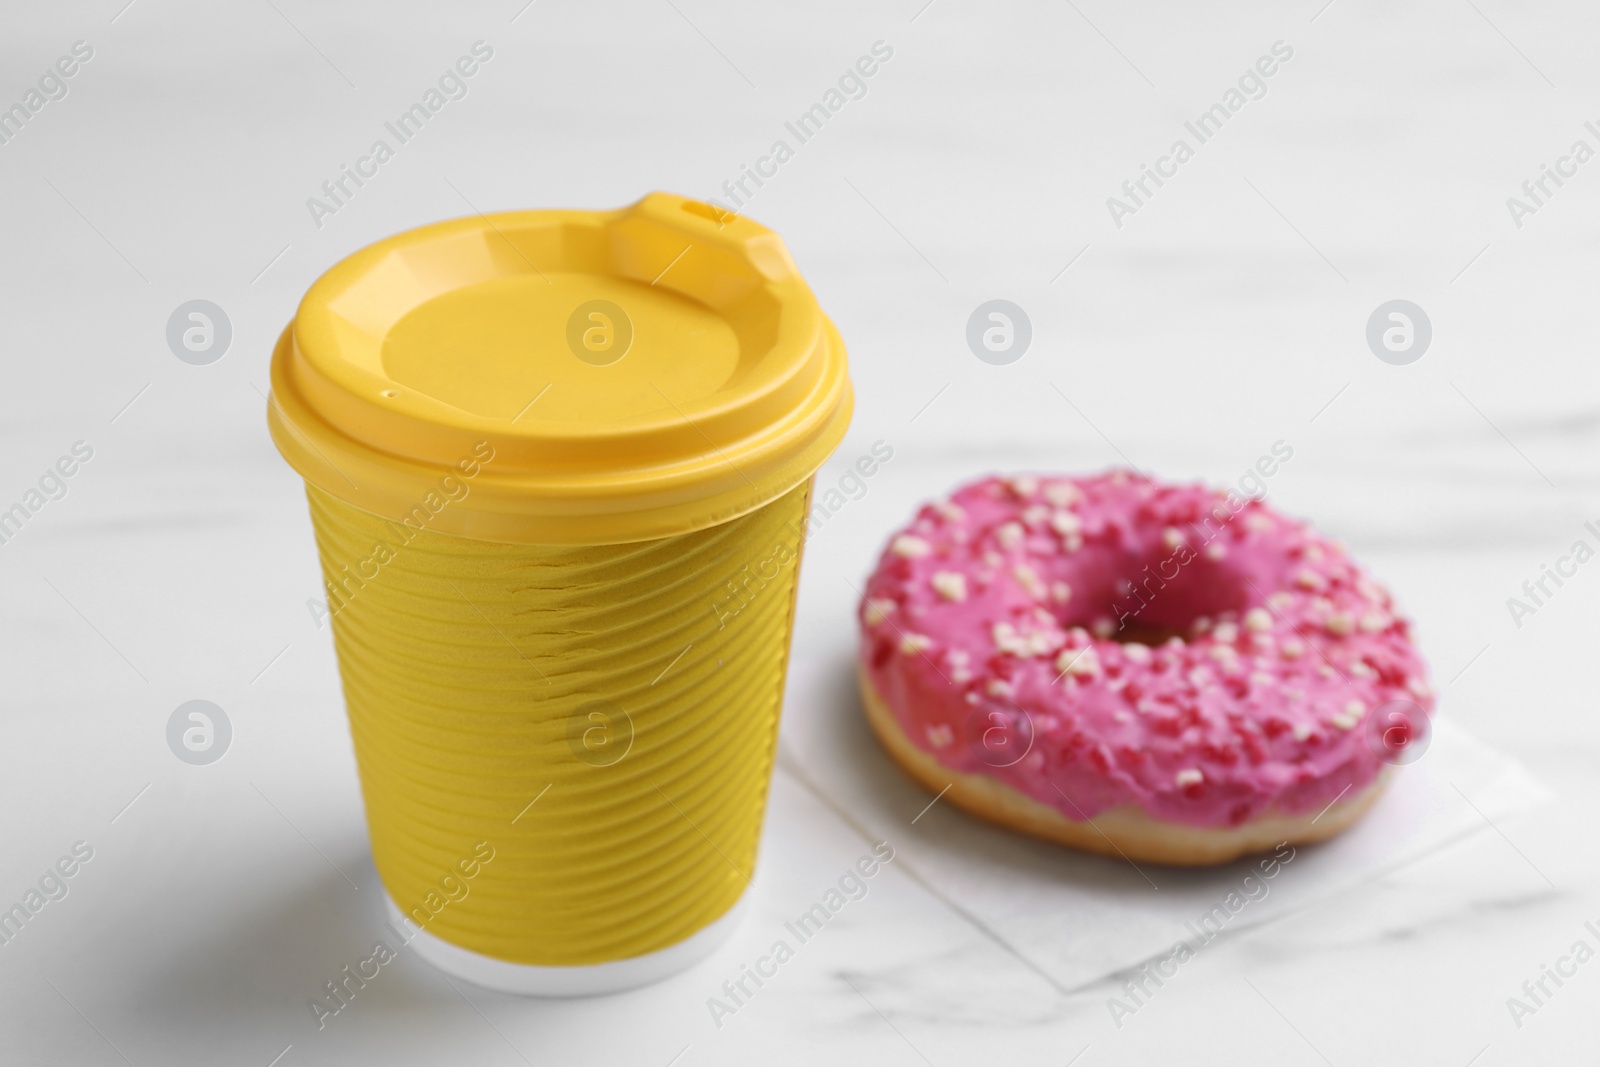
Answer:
xmin=2 ymin=1 xmax=1596 ymax=1063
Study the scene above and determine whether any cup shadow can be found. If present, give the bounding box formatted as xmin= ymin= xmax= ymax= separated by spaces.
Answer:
xmin=122 ymin=845 xmax=712 ymax=1065
xmin=114 ymin=856 xmax=482 ymax=1061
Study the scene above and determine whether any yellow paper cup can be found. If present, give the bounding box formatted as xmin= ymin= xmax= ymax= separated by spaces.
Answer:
xmin=267 ymin=193 xmax=851 ymax=995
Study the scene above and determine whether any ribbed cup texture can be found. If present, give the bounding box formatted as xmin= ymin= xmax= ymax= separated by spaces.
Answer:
xmin=305 ymin=480 xmax=811 ymax=966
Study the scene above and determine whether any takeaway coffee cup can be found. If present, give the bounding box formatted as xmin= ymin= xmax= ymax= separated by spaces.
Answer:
xmin=267 ymin=193 xmax=852 ymax=995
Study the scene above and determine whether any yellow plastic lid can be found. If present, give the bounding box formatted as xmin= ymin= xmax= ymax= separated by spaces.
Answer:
xmin=268 ymin=192 xmax=853 ymax=545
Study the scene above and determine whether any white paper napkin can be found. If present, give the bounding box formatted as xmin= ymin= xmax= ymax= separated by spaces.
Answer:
xmin=780 ymin=600 xmax=1553 ymax=993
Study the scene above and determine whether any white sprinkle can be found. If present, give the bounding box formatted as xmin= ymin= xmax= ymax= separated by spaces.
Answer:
xmin=1211 ymin=622 xmax=1239 ymax=644
xmin=899 ymin=633 xmax=933 ymax=655
xmin=1092 ymin=617 xmax=1117 ymax=639
xmin=1175 ymin=768 xmax=1204 ymax=788
xmin=1269 ymin=591 xmax=1295 ymax=610
xmin=1291 ymin=722 xmax=1314 ymax=742
xmin=1304 ymin=544 xmax=1326 ymax=561
xmin=1359 ymin=611 xmax=1389 ymax=633
xmin=864 ymin=599 xmax=897 ymax=626
xmin=992 ymin=621 xmax=1052 ymax=658
xmin=1294 ymin=569 xmax=1323 ymax=590
xmin=1163 ymin=526 xmax=1184 ymax=549
xmin=931 ymin=571 xmax=968 ymax=602
xmin=1350 ymin=661 xmax=1375 ymax=679
xmin=1192 ymin=616 xmax=1213 ymax=635
xmin=1244 ymin=608 xmax=1273 ymax=633
xmin=1007 ymin=476 xmax=1039 ymax=498
xmin=987 ymin=679 xmax=1013 ymax=698
xmin=1022 ymin=504 xmax=1049 ymax=525
xmin=1329 ymin=710 xmax=1359 ymax=730
xmin=1408 ymin=678 xmax=1432 ymax=699
xmin=1056 ymin=645 xmax=1100 ymax=676
xmin=1051 ymin=581 xmax=1073 ymax=604
xmin=1122 ymin=642 xmax=1152 ymax=663
xmin=1012 ymin=563 xmax=1045 ymax=599
xmin=1325 ymin=613 xmax=1353 ymax=636
xmin=892 ymin=535 xmax=931 ymax=558
xmin=1246 ymin=514 xmax=1273 ymax=532
xmin=933 ymin=501 xmax=967 ymax=522
xmin=1049 ymin=510 xmax=1083 ymax=537
xmin=997 ymin=522 xmax=1025 ymax=551
xmin=1205 ymin=542 xmax=1227 ymax=560
xmin=926 ymin=724 xmax=953 ymax=748
xmin=1113 ymin=711 xmax=1133 ymax=723
xmin=1044 ymin=482 xmax=1083 ymax=507
xmin=1208 ymin=645 xmax=1238 ymax=663
xmin=951 ymin=668 xmax=973 ymax=683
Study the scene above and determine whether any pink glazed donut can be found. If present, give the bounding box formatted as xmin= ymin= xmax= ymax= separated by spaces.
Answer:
xmin=857 ymin=471 xmax=1434 ymax=866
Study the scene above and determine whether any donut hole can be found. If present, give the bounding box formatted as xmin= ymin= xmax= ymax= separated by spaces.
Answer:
xmin=1056 ymin=550 xmax=1250 ymax=644
xmin=1113 ymin=618 xmax=1193 ymax=646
